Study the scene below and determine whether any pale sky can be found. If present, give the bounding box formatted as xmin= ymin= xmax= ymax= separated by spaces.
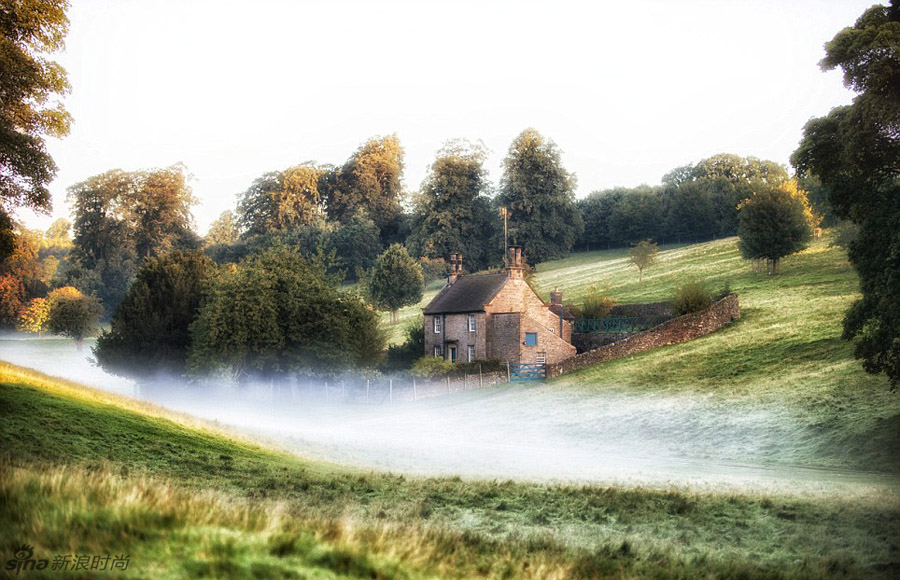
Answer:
xmin=22 ymin=0 xmax=874 ymax=234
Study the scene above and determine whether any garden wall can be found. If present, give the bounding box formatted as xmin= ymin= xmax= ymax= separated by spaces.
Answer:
xmin=546 ymin=293 xmax=740 ymax=378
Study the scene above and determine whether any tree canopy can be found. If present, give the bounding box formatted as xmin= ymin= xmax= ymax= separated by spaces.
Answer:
xmin=367 ymin=243 xmax=424 ymax=324
xmin=408 ymin=140 xmax=496 ymax=271
xmin=498 ymin=129 xmax=583 ymax=263
xmin=94 ymin=250 xmax=216 ymax=378
xmin=236 ymin=165 xmax=325 ymax=236
xmin=791 ymin=1 xmax=900 ymax=388
xmin=737 ymin=180 xmax=816 ymax=274
xmin=0 ymin=0 xmax=72 ymax=260
xmin=45 ymin=286 xmax=102 ymax=349
xmin=189 ymin=246 xmax=384 ymax=381
xmin=628 ymin=240 xmax=658 ymax=282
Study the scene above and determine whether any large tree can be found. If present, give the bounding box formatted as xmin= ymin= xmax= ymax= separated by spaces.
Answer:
xmin=498 ymin=129 xmax=583 ymax=263
xmin=737 ymin=180 xmax=816 ymax=275
xmin=46 ymin=286 xmax=102 ymax=350
xmin=189 ymin=246 xmax=384 ymax=381
xmin=792 ymin=1 xmax=900 ymax=388
xmin=66 ymin=165 xmax=197 ymax=315
xmin=324 ymin=135 xmax=405 ymax=243
xmin=408 ymin=140 xmax=496 ymax=270
xmin=94 ymin=250 xmax=216 ymax=378
xmin=236 ymin=164 xmax=325 ymax=236
xmin=0 ymin=0 xmax=72 ymax=260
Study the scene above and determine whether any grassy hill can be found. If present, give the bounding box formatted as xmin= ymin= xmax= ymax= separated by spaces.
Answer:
xmin=2 ymin=233 xmax=899 ymax=579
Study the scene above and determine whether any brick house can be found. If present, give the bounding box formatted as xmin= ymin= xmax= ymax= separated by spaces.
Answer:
xmin=422 ymin=247 xmax=576 ymax=365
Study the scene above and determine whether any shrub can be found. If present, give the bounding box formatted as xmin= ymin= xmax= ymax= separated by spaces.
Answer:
xmin=672 ymin=281 xmax=712 ymax=315
xmin=411 ymin=356 xmax=454 ymax=379
xmin=577 ymin=286 xmax=617 ymax=319
xmin=381 ymin=317 xmax=425 ymax=372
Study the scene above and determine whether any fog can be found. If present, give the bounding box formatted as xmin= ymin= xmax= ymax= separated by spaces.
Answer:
xmin=3 ymin=336 xmax=896 ymax=497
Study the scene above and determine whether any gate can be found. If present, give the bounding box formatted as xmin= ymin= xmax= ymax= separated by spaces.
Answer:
xmin=509 ymin=363 xmax=546 ymax=382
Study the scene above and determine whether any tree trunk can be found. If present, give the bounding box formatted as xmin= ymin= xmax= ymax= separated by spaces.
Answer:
xmin=75 ymin=337 xmax=84 ymax=352
xmin=391 ymin=309 xmax=398 ymax=324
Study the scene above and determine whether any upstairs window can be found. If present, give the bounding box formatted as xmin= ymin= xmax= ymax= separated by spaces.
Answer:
xmin=434 ymin=316 xmax=441 ymax=333
xmin=525 ymin=332 xmax=538 ymax=346
xmin=468 ymin=314 xmax=476 ymax=332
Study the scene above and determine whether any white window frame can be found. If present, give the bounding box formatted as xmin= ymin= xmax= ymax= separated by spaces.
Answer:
xmin=467 ymin=345 xmax=475 ymax=362
xmin=468 ymin=313 xmax=476 ymax=332
xmin=434 ymin=345 xmax=443 ymax=357
xmin=434 ymin=316 xmax=441 ymax=333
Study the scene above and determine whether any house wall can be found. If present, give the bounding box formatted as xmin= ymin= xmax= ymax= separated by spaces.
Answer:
xmin=517 ymin=312 xmax=577 ymax=365
xmin=423 ymin=312 xmax=487 ymax=361
xmin=487 ymin=313 xmax=521 ymax=363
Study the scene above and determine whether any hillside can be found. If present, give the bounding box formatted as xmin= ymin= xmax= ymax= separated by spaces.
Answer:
xmin=3 ymin=233 xmax=899 ymax=579
xmin=2 ymin=362 xmax=899 ymax=580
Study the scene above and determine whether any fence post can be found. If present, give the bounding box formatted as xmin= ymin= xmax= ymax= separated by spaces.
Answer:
xmin=480 ymin=364 xmax=483 ymax=388
xmin=366 ymin=379 xmax=370 ymax=404
xmin=413 ymin=377 xmax=417 ymax=401
xmin=389 ymin=378 xmax=393 ymax=404
xmin=446 ymin=375 xmax=450 ymax=394
xmin=507 ymin=362 xmax=510 ymax=382
xmin=464 ymin=373 xmax=467 ymax=391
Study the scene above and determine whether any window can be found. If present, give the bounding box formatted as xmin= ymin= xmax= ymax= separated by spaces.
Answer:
xmin=468 ymin=313 xmax=476 ymax=332
xmin=434 ymin=316 xmax=441 ymax=333
xmin=536 ymin=352 xmax=546 ymax=365
xmin=468 ymin=345 xmax=475 ymax=362
xmin=434 ymin=345 xmax=443 ymax=357
xmin=525 ymin=332 xmax=538 ymax=346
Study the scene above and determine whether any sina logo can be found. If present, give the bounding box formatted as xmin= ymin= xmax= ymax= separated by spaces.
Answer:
xmin=6 ymin=544 xmax=49 ymax=574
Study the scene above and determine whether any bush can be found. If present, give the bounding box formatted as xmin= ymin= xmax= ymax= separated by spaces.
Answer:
xmin=381 ymin=317 xmax=425 ymax=372
xmin=418 ymin=257 xmax=448 ymax=283
xmin=672 ymin=281 xmax=712 ymax=315
xmin=576 ymin=286 xmax=616 ymax=319
xmin=411 ymin=356 xmax=454 ymax=379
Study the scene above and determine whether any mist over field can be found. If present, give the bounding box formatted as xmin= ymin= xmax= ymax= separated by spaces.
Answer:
xmin=3 ymin=335 xmax=891 ymax=496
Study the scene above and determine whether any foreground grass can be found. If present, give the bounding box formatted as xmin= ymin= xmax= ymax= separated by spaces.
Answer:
xmin=2 ymin=364 xmax=899 ymax=579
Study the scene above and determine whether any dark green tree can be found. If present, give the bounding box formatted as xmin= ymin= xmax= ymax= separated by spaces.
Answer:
xmin=94 ymin=250 xmax=216 ymax=377
xmin=792 ymin=1 xmax=900 ymax=388
xmin=328 ymin=210 xmax=382 ymax=281
xmin=408 ymin=140 xmax=496 ymax=270
xmin=737 ymin=181 xmax=815 ymax=274
xmin=576 ymin=189 xmax=624 ymax=250
xmin=498 ymin=129 xmax=583 ymax=263
xmin=0 ymin=0 xmax=72 ymax=260
xmin=367 ymin=243 xmax=424 ymax=324
xmin=189 ymin=246 xmax=384 ymax=381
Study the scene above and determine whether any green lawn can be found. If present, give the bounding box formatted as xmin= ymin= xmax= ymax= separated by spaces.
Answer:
xmin=2 ymin=232 xmax=899 ymax=579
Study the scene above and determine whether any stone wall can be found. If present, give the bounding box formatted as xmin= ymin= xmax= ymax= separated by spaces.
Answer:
xmin=546 ymin=294 xmax=740 ymax=378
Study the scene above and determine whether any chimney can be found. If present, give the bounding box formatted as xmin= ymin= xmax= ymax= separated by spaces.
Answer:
xmin=507 ymin=245 xmax=524 ymax=279
xmin=448 ymin=253 xmax=463 ymax=284
xmin=550 ymin=287 xmax=562 ymax=305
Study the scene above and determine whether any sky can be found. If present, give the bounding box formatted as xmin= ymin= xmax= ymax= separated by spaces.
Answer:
xmin=22 ymin=0 xmax=875 ymax=235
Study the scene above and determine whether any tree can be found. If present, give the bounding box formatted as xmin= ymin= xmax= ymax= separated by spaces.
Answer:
xmin=236 ymin=164 xmax=325 ymax=236
xmin=324 ymin=135 xmax=405 ymax=243
xmin=737 ymin=181 xmax=816 ymax=274
xmin=408 ymin=140 xmax=496 ymax=270
xmin=204 ymin=210 xmax=240 ymax=247
xmin=0 ymin=0 xmax=72 ymax=260
xmin=66 ymin=166 xmax=197 ymax=316
xmin=94 ymin=250 xmax=216 ymax=378
xmin=498 ymin=129 xmax=583 ymax=263
xmin=46 ymin=286 xmax=102 ymax=350
xmin=18 ymin=297 xmax=50 ymax=335
xmin=328 ymin=210 xmax=382 ymax=281
xmin=367 ymin=244 xmax=424 ymax=324
xmin=792 ymin=1 xmax=900 ymax=388
xmin=629 ymin=240 xmax=658 ymax=282
xmin=0 ymin=274 xmax=26 ymax=327
xmin=189 ymin=246 xmax=384 ymax=381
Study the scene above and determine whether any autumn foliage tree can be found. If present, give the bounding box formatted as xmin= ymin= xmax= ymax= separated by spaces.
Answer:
xmin=46 ymin=286 xmax=102 ymax=349
xmin=0 ymin=0 xmax=72 ymax=260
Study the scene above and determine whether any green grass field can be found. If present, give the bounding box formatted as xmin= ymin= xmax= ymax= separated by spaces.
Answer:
xmin=2 ymin=233 xmax=899 ymax=579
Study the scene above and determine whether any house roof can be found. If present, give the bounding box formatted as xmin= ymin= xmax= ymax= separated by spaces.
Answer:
xmin=549 ymin=303 xmax=576 ymax=320
xmin=423 ymin=273 xmax=509 ymax=314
